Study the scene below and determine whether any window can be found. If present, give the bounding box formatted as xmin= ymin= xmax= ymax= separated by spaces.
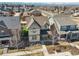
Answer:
xmin=60 ymin=34 xmax=66 ymax=38
xmin=32 ymin=31 xmax=36 ymax=33
xmin=1 ymin=30 xmax=4 ymax=33
xmin=32 ymin=35 xmax=37 ymax=40
xmin=45 ymin=23 xmax=49 ymax=29
xmin=72 ymin=33 xmax=77 ymax=38
xmin=42 ymin=35 xmax=49 ymax=40
xmin=61 ymin=26 xmax=67 ymax=31
xmin=32 ymin=27 xmax=36 ymax=29
xmin=70 ymin=25 xmax=76 ymax=30
xmin=32 ymin=35 xmax=39 ymax=40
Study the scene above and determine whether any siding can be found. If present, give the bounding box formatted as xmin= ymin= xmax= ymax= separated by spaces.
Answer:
xmin=29 ymin=29 xmax=40 ymax=35
xmin=40 ymin=29 xmax=49 ymax=35
xmin=29 ymin=21 xmax=40 ymax=30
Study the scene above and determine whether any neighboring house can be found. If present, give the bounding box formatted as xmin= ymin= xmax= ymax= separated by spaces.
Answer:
xmin=25 ymin=16 xmax=50 ymax=42
xmin=64 ymin=10 xmax=74 ymax=15
xmin=52 ymin=15 xmax=79 ymax=41
xmin=0 ymin=16 xmax=21 ymax=47
xmin=13 ymin=7 xmax=19 ymax=12
xmin=25 ymin=16 xmax=40 ymax=42
xmin=33 ymin=16 xmax=50 ymax=41
xmin=30 ymin=10 xmax=42 ymax=16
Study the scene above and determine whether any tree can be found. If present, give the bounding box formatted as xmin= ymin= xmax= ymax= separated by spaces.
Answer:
xmin=21 ymin=25 xmax=28 ymax=37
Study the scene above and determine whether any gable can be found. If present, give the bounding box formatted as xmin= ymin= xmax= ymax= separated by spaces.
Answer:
xmin=0 ymin=20 xmax=7 ymax=28
xmin=0 ymin=17 xmax=21 ymax=30
xmin=29 ymin=20 xmax=40 ymax=29
xmin=0 ymin=26 xmax=12 ymax=37
xmin=41 ymin=22 xmax=49 ymax=29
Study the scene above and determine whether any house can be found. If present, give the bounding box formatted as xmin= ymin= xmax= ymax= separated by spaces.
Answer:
xmin=30 ymin=10 xmax=42 ymax=16
xmin=51 ymin=14 xmax=79 ymax=41
xmin=25 ymin=16 xmax=51 ymax=42
xmin=72 ymin=17 xmax=79 ymax=30
xmin=0 ymin=16 xmax=21 ymax=48
xmin=33 ymin=16 xmax=50 ymax=41
xmin=64 ymin=10 xmax=74 ymax=15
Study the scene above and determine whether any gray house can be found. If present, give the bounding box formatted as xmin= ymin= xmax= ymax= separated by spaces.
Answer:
xmin=0 ymin=16 xmax=21 ymax=47
xmin=52 ymin=15 xmax=79 ymax=41
xmin=25 ymin=16 xmax=50 ymax=42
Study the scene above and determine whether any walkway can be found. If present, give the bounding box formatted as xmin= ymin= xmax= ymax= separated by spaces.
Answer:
xmin=70 ymin=43 xmax=79 ymax=49
xmin=42 ymin=45 xmax=49 ymax=56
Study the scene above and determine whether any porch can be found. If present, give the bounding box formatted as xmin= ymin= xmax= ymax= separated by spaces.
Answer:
xmin=0 ymin=37 xmax=13 ymax=48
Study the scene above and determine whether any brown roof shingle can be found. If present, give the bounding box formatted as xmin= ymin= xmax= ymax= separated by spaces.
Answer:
xmin=33 ymin=16 xmax=49 ymax=27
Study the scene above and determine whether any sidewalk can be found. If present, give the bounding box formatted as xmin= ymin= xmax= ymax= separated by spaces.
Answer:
xmin=70 ymin=43 xmax=79 ymax=49
xmin=42 ymin=45 xmax=49 ymax=56
xmin=49 ymin=52 xmax=72 ymax=56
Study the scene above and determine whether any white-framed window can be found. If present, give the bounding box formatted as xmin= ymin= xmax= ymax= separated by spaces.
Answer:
xmin=32 ymin=31 xmax=36 ymax=33
xmin=44 ymin=23 xmax=49 ymax=29
xmin=70 ymin=25 xmax=76 ymax=30
xmin=61 ymin=26 xmax=67 ymax=31
xmin=32 ymin=35 xmax=37 ymax=40
xmin=32 ymin=35 xmax=40 ymax=40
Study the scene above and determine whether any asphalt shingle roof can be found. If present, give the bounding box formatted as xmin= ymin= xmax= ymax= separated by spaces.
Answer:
xmin=33 ymin=16 xmax=49 ymax=27
xmin=0 ymin=16 xmax=20 ymax=30
xmin=25 ymin=16 xmax=49 ymax=28
xmin=53 ymin=15 xmax=77 ymax=26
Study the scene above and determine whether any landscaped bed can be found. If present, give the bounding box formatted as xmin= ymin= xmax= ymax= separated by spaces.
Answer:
xmin=46 ymin=45 xmax=56 ymax=54
xmin=28 ymin=44 xmax=42 ymax=51
xmin=58 ymin=41 xmax=70 ymax=45
xmin=20 ymin=52 xmax=44 ymax=56
xmin=8 ymin=44 xmax=42 ymax=53
xmin=46 ymin=44 xmax=79 ymax=55
xmin=8 ymin=49 xmax=19 ymax=53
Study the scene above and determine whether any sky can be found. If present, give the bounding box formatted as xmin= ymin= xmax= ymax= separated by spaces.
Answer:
xmin=0 ymin=0 xmax=79 ymax=2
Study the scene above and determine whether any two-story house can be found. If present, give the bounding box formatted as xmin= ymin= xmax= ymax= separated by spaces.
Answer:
xmin=25 ymin=16 xmax=50 ymax=42
xmin=52 ymin=15 xmax=79 ymax=41
xmin=0 ymin=16 xmax=21 ymax=48
xmin=33 ymin=16 xmax=50 ymax=41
